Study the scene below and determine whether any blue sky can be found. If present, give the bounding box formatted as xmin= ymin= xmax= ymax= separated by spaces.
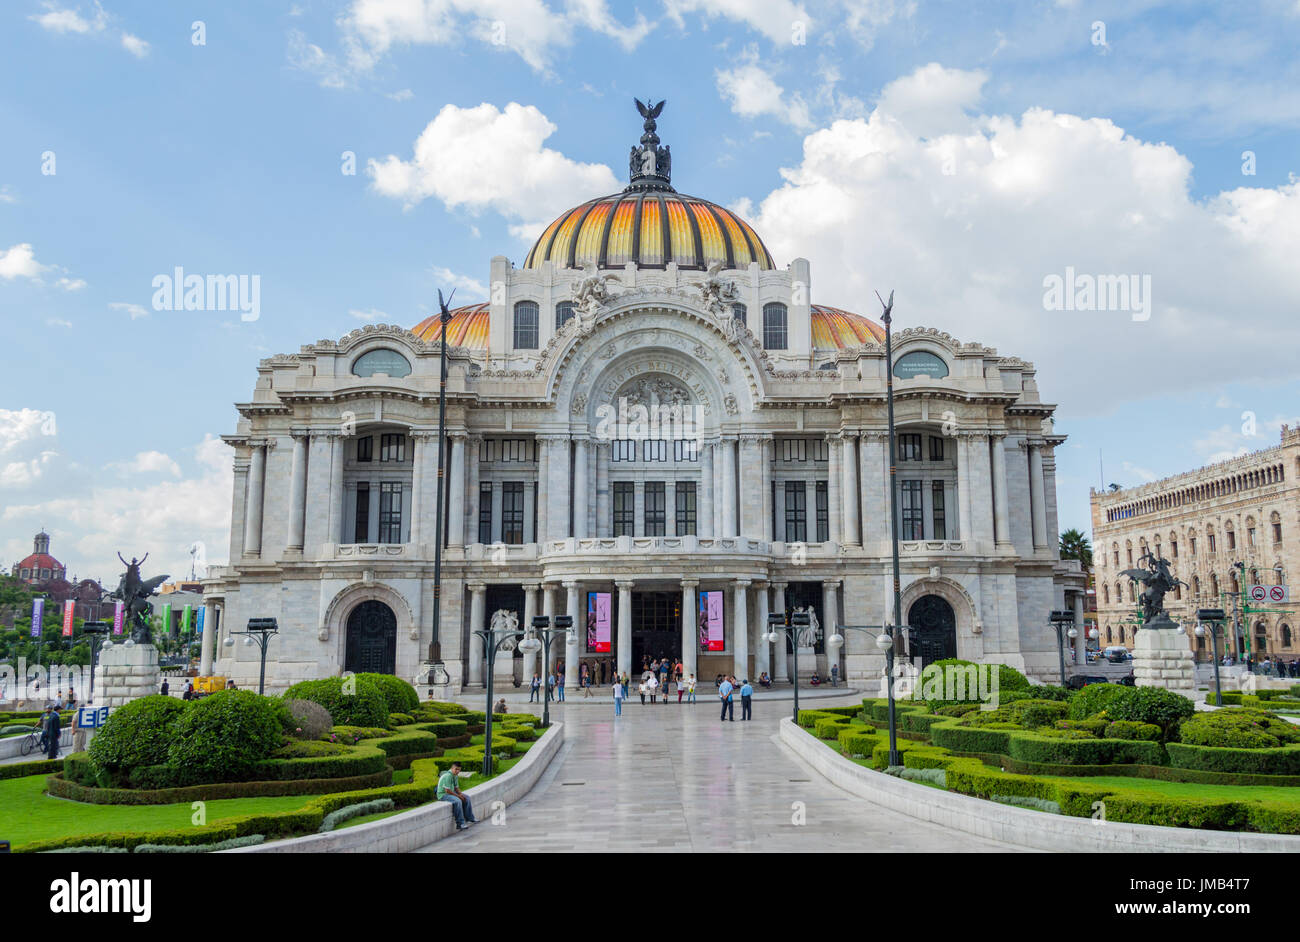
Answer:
xmin=2 ymin=0 xmax=1299 ymax=581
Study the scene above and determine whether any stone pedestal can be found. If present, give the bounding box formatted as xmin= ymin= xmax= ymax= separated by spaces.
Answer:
xmin=796 ymin=646 xmax=818 ymax=682
xmin=1133 ymin=626 xmax=1196 ymax=699
xmin=93 ymin=642 xmax=161 ymax=707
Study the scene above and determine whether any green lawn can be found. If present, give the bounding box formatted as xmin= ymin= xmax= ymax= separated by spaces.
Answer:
xmin=0 ymin=774 xmax=321 ymax=848
xmin=1055 ymin=776 xmax=1300 ymax=802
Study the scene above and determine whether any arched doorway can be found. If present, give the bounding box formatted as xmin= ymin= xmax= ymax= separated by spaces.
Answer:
xmin=345 ymin=600 xmax=397 ymax=675
xmin=907 ymin=595 xmax=956 ymax=667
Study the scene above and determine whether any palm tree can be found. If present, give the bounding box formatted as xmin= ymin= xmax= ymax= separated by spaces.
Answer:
xmin=1059 ymin=528 xmax=1093 ymax=568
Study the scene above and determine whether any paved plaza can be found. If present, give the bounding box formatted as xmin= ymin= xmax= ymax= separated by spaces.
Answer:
xmin=421 ymin=692 xmax=1024 ymax=853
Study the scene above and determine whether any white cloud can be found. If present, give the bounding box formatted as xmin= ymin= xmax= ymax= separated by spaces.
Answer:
xmin=287 ymin=29 xmax=347 ymax=89
xmin=875 ymin=62 xmax=986 ymax=138
xmin=740 ymin=64 xmax=1300 ymax=415
xmin=368 ymin=102 xmax=619 ymax=240
xmin=0 ymin=186 xmax=16 ymax=204
xmin=0 ymin=409 xmax=54 ymax=455
xmin=0 ymin=452 xmax=57 ymax=488
xmin=1120 ymin=460 xmax=1158 ymax=483
xmin=46 ymin=317 xmax=73 ymax=329
xmin=664 ymin=0 xmax=811 ymax=44
xmin=56 ymin=276 xmax=86 ymax=291
xmin=108 ymin=301 xmax=148 ymax=319
xmin=0 ymin=243 xmax=49 ymax=281
xmin=348 ymin=307 xmax=387 ymax=321
xmin=386 ymin=88 xmax=414 ymax=101
xmin=429 ymin=266 xmax=487 ymax=299
xmin=840 ymin=0 xmax=915 ymax=50
xmin=29 ymin=1 xmax=108 ymax=34
xmin=716 ymin=55 xmax=812 ymax=129
xmin=120 ymin=31 xmax=149 ymax=57
xmin=111 ymin=450 xmax=182 ymax=477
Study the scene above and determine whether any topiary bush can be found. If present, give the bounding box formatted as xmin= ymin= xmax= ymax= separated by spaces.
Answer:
xmin=1104 ymin=687 xmax=1195 ymax=739
xmin=1104 ymin=720 xmax=1162 ymax=741
xmin=1029 ymin=684 xmax=1072 ymax=702
xmin=282 ymin=676 xmax=388 ymax=729
xmin=920 ymin=658 xmax=1030 ymax=713
xmin=1067 ymin=683 xmax=1130 ymax=721
xmin=284 ymin=699 xmax=333 ymax=742
xmin=1179 ymin=708 xmax=1300 ymax=749
xmin=1010 ymin=698 xmax=1069 ymax=729
xmin=88 ymin=695 xmax=188 ymax=786
xmin=165 ymin=690 xmax=290 ymax=784
xmin=355 ymin=673 xmax=419 ymax=716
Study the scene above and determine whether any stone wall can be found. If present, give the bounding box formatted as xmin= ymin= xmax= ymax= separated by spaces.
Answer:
xmin=1133 ymin=626 xmax=1197 ymax=698
xmin=92 ymin=642 xmax=161 ymax=707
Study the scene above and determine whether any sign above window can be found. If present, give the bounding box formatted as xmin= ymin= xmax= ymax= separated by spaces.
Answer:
xmin=352 ymin=348 xmax=412 ymax=378
xmin=893 ymin=350 xmax=949 ymax=379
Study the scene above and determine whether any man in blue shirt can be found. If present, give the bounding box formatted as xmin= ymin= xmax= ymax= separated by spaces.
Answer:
xmin=719 ymin=676 xmax=734 ymax=721
xmin=740 ymin=679 xmax=754 ymax=720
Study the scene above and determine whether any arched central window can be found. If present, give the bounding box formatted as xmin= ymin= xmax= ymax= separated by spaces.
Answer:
xmin=514 ymin=300 xmax=539 ymax=349
xmin=732 ymin=302 xmax=747 ymax=325
xmin=762 ymin=302 xmax=787 ymax=350
xmin=352 ymin=348 xmax=411 ymax=378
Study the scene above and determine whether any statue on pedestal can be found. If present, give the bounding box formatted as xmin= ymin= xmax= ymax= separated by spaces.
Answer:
xmin=1121 ymin=550 xmax=1185 ymax=631
xmin=109 ymin=552 xmax=169 ymax=644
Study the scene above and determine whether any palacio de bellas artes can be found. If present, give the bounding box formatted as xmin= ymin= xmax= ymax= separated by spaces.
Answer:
xmin=204 ymin=105 xmax=1080 ymax=696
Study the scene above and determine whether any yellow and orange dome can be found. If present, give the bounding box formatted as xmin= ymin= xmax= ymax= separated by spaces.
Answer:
xmin=411 ymin=302 xmax=490 ymax=351
xmin=523 ymin=192 xmax=774 ymax=272
xmin=811 ymin=305 xmax=886 ymax=349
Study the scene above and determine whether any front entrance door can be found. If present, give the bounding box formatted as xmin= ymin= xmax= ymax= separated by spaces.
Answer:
xmin=631 ymin=591 xmax=681 ymax=673
xmin=344 ymin=600 xmax=397 ymax=675
xmin=907 ymin=595 xmax=957 ymax=667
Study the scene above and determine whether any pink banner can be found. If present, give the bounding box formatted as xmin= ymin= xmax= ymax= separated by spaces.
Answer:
xmin=700 ymin=591 xmax=724 ymax=651
xmin=112 ymin=600 xmax=124 ymax=636
xmin=62 ymin=600 xmax=75 ymax=637
xmin=587 ymin=592 xmax=611 ymax=652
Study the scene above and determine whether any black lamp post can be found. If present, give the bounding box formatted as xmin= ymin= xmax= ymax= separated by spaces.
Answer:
xmin=877 ymin=290 xmax=905 ymax=656
xmin=1196 ymin=607 xmax=1227 ymax=707
xmin=81 ymin=621 xmax=109 ymax=702
xmin=472 ymin=623 xmax=522 ymax=777
xmin=1048 ymin=610 xmax=1076 ymax=686
xmin=766 ymin=610 xmax=811 ymax=723
xmin=223 ymin=617 xmax=278 ymax=695
xmin=430 ymin=289 xmax=456 ymax=671
xmin=519 ymin=614 xmax=569 ymax=728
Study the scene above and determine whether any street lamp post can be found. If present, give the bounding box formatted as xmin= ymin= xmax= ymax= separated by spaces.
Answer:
xmin=222 ymin=617 xmax=278 ymax=695
xmin=1048 ymin=610 xmax=1076 ymax=686
xmin=429 ymin=289 xmax=456 ymax=670
xmin=1196 ymin=607 xmax=1227 ymax=707
xmin=472 ymin=622 xmax=523 ymax=777
xmin=878 ymin=627 xmax=902 ymax=766
xmin=877 ymin=290 xmax=905 ymax=659
xmin=766 ymin=610 xmax=811 ymax=723
xmin=519 ymin=615 xmax=569 ymax=728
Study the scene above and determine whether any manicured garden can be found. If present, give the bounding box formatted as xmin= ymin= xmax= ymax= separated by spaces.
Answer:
xmin=796 ymin=658 xmax=1300 ymax=834
xmin=0 ymin=673 xmax=545 ymax=852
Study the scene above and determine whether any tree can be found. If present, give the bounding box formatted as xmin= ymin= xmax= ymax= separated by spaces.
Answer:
xmin=1059 ymin=528 xmax=1093 ymax=568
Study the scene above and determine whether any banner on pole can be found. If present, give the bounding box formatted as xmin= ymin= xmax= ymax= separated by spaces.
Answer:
xmin=587 ymin=592 xmax=611 ymax=652
xmin=62 ymin=600 xmax=75 ymax=637
xmin=181 ymin=605 xmax=192 ymax=636
xmin=30 ymin=598 xmax=44 ymax=638
xmin=196 ymin=607 xmax=205 ymax=635
xmin=112 ymin=601 xmax=124 ymax=636
xmin=161 ymin=602 xmax=172 ymax=637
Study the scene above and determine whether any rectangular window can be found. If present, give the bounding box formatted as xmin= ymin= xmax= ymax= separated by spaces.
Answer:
xmin=1190 ymin=537 xmax=1197 ymax=555
xmin=1274 ymin=523 xmax=1283 ymax=543
xmin=673 ymin=439 xmax=698 ymax=462
xmin=380 ymin=433 xmax=406 ymax=462
xmin=611 ymin=440 xmax=637 ymax=462
xmin=900 ymin=480 xmax=924 ymax=539
xmin=379 ymin=482 xmax=402 ymax=543
xmin=931 ymin=481 xmax=946 ymax=539
xmin=641 ymin=439 xmax=668 ymax=462
xmin=645 ymin=482 xmax=666 ymax=536
xmin=478 ymin=482 xmax=493 ymax=543
xmin=1226 ymin=530 xmax=1236 ymax=550
xmin=502 ymin=483 xmax=524 ymax=545
xmin=354 ymin=483 xmax=370 ymax=542
xmin=1208 ymin=534 xmax=1216 ymax=553
xmin=929 ymin=436 xmax=944 ymax=461
xmin=784 ymin=480 xmax=807 ymax=543
xmin=1247 ymin=527 xmax=1255 ymax=547
xmin=513 ymin=301 xmax=539 ymax=349
xmin=613 ymin=482 xmax=635 ymax=536
xmin=356 ymin=435 xmax=372 ymax=462
xmin=762 ymin=303 xmax=788 ymax=350
xmin=899 ymin=434 xmax=922 ymax=461
xmin=675 ymin=481 xmax=697 ymax=536
xmin=815 ymin=480 xmax=828 ymax=542
xmin=812 ymin=438 xmax=827 ymax=461
xmin=1171 ymin=539 xmax=1178 ymax=558
xmin=781 ymin=439 xmax=807 ymax=462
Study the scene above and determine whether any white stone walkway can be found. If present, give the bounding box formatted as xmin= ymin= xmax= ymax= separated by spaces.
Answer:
xmin=419 ymin=694 xmax=1025 ymax=853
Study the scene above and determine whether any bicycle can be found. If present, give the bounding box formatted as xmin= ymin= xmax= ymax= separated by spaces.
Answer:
xmin=19 ymin=727 xmax=44 ymax=757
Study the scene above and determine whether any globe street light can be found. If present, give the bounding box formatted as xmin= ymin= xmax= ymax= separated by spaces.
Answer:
xmin=1048 ymin=610 xmax=1075 ymax=686
xmin=472 ymin=621 xmax=523 ymax=777
xmin=1196 ymin=607 xmax=1227 ymax=707
xmin=767 ymin=610 xmax=811 ymax=723
xmin=876 ymin=628 xmax=902 ymax=767
xmin=521 ymin=614 xmax=568 ymax=728
xmin=226 ymin=617 xmax=278 ymax=695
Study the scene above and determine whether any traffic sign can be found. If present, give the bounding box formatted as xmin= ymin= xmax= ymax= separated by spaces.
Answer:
xmin=1249 ymin=585 xmax=1268 ymax=602
xmin=1249 ymin=585 xmax=1289 ymax=603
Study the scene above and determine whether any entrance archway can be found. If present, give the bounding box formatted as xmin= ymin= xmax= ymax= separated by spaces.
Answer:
xmin=907 ymin=595 xmax=957 ymax=667
xmin=345 ymin=600 xmax=397 ymax=675
xmin=631 ymin=591 xmax=681 ymax=672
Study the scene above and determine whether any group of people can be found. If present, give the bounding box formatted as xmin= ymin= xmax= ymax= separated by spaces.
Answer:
xmin=1222 ymin=654 xmax=1300 ymax=677
xmin=527 ymin=662 xmax=568 ymax=703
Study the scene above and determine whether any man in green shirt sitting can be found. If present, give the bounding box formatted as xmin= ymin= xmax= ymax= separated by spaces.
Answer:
xmin=437 ymin=761 xmax=478 ymax=830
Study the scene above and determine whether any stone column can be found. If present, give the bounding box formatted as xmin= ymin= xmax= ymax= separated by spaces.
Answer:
xmin=448 ymin=434 xmax=466 ymax=547
xmin=720 ymin=437 xmax=737 ymax=537
xmin=618 ymin=580 xmax=635 ymax=678
xmin=409 ymin=433 xmax=426 ymax=546
xmin=761 ymin=437 xmax=774 ymax=542
xmin=680 ymin=579 xmax=698 ymax=681
xmin=542 ymin=584 xmax=557 ymax=674
xmin=733 ymin=579 xmax=750 ymax=679
xmin=549 ymin=438 xmax=571 ymax=541
xmin=522 ymin=583 xmax=540 ymax=681
xmin=699 ymin=440 xmax=715 ymax=538
xmin=738 ymin=436 xmax=760 ymax=539
xmin=826 ymin=434 xmax=841 ymax=544
xmin=200 ymin=602 xmax=218 ymax=676
xmin=465 ymin=435 xmax=480 ymax=545
xmin=754 ymin=582 xmax=771 ymax=680
xmin=1029 ymin=442 xmax=1048 ymax=549
xmin=859 ymin=432 xmax=888 ymax=546
xmin=285 ymin=432 xmax=308 ymax=552
xmin=969 ymin=433 xmax=994 ymax=549
xmin=467 ymin=582 xmax=486 ymax=687
xmin=595 ymin=441 xmax=610 ymax=538
xmin=244 ymin=441 xmax=267 ymax=556
xmin=773 ymin=582 xmax=789 ymax=682
xmin=536 ymin=437 xmax=550 ymax=544
xmin=563 ymin=580 xmax=581 ymax=688
xmin=957 ymin=435 xmax=973 ymax=543
xmin=328 ymin=434 xmax=344 ymax=544
xmin=823 ymin=580 xmax=841 ymax=679
xmin=572 ymin=437 xmax=588 ymax=539
xmin=841 ymin=432 xmax=860 ymax=545
xmin=1072 ymin=590 xmax=1086 ymax=666
xmin=991 ymin=433 xmax=1012 ymax=548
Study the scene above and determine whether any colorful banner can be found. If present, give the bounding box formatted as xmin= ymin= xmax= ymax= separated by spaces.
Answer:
xmin=699 ymin=591 xmax=724 ymax=651
xmin=62 ymin=600 xmax=75 ymax=637
xmin=112 ymin=600 xmax=124 ymax=636
xmin=161 ymin=602 xmax=172 ymax=637
xmin=196 ymin=607 xmax=205 ymax=635
xmin=181 ymin=605 xmax=193 ymax=636
xmin=30 ymin=598 xmax=44 ymax=638
xmin=587 ymin=592 xmax=611 ymax=652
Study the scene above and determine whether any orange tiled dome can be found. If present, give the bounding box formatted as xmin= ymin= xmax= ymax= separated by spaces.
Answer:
xmin=523 ymin=192 xmax=774 ymax=272
xmin=411 ymin=302 xmax=490 ymax=351
xmin=811 ymin=305 xmax=886 ymax=349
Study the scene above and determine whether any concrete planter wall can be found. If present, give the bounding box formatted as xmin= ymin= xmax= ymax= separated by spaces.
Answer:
xmin=227 ymin=721 xmax=564 ymax=853
xmin=0 ymin=727 xmax=71 ymax=760
xmin=780 ymin=717 xmax=1300 ymax=853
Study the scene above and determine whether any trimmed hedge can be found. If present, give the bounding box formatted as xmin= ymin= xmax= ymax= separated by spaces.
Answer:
xmin=0 ymin=758 xmax=62 ymax=781
xmin=45 ymin=765 xmax=394 ymax=805
xmin=1180 ymin=708 xmax=1300 ymax=749
xmin=1103 ymin=687 xmax=1195 ymax=738
xmin=1167 ymin=742 xmax=1300 ymax=776
xmin=1105 ymin=720 xmax=1162 ymax=741
xmin=282 ymin=676 xmax=388 ymax=729
xmin=1006 ymin=732 xmax=1166 ymax=767
xmin=164 ymin=690 xmax=289 ymax=785
xmin=1010 ymin=699 xmax=1069 ymax=729
xmin=86 ymin=695 xmax=187 ymax=785
xmin=412 ymin=718 xmax=470 ymax=738
xmin=319 ymin=798 xmax=396 ymax=832
xmin=355 ymin=673 xmax=420 ymax=715
xmin=1068 ymin=683 xmax=1131 ymax=720
xmin=838 ymin=728 xmax=879 ymax=756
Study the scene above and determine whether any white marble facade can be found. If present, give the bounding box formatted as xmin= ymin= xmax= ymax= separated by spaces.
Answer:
xmin=203 ymin=119 xmax=1080 ymax=691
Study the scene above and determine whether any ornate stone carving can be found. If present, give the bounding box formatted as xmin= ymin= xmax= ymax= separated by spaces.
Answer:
xmin=570 ymin=392 xmax=588 ymax=415
xmin=724 ymin=393 xmax=739 ymax=415
xmin=574 ymin=263 xmax=623 ymax=328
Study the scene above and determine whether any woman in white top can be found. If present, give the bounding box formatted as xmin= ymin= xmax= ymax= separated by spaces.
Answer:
xmin=647 ymin=674 xmax=659 ymax=704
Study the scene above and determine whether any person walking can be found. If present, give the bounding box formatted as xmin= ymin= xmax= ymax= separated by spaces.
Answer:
xmin=740 ymin=678 xmax=754 ymax=720
xmin=638 ymin=679 xmax=648 ymax=705
xmin=557 ymin=670 xmax=566 ymax=702
xmin=161 ymin=678 xmax=170 ymax=697
xmin=582 ymin=671 xmax=594 ymax=698
xmin=613 ymin=677 xmax=624 ymax=716
xmin=546 ymin=671 xmax=556 ymax=702
xmin=529 ymin=674 xmax=541 ymax=703
xmin=830 ymin=663 xmax=839 ymax=688
xmin=621 ymin=672 xmax=630 ymax=701
xmin=686 ymin=674 xmax=697 ymax=704
xmin=71 ymin=703 xmax=88 ymax=752
xmin=44 ymin=705 xmax=62 ymax=759
xmin=718 ymin=676 xmax=735 ymax=722
xmin=677 ymin=675 xmax=686 ymax=703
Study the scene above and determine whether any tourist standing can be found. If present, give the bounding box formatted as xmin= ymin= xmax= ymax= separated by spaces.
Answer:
xmin=613 ymin=678 xmax=624 ymax=716
xmin=647 ymin=674 xmax=659 ymax=703
xmin=71 ymin=703 xmax=88 ymax=752
xmin=530 ymin=674 xmax=541 ymax=702
xmin=44 ymin=705 xmax=62 ymax=759
xmin=830 ymin=663 xmax=839 ymax=687
xmin=557 ymin=670 xmax=566 ymax=702
xmin=686 ymin=674 xmax=697 ymax=703
xmin=740 ymin=678 xmax=753 ymax=720
xmin=718 ymin=676 xmax=734 ymax=722
xmin=638 ymin=679 xmax=647 ymax=705
xmin=161 ymin=678 xmax=170 ymax=697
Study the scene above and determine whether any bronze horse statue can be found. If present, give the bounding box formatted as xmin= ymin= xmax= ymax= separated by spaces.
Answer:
xmin=109 ymin=552 xmax=169 ymax=644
